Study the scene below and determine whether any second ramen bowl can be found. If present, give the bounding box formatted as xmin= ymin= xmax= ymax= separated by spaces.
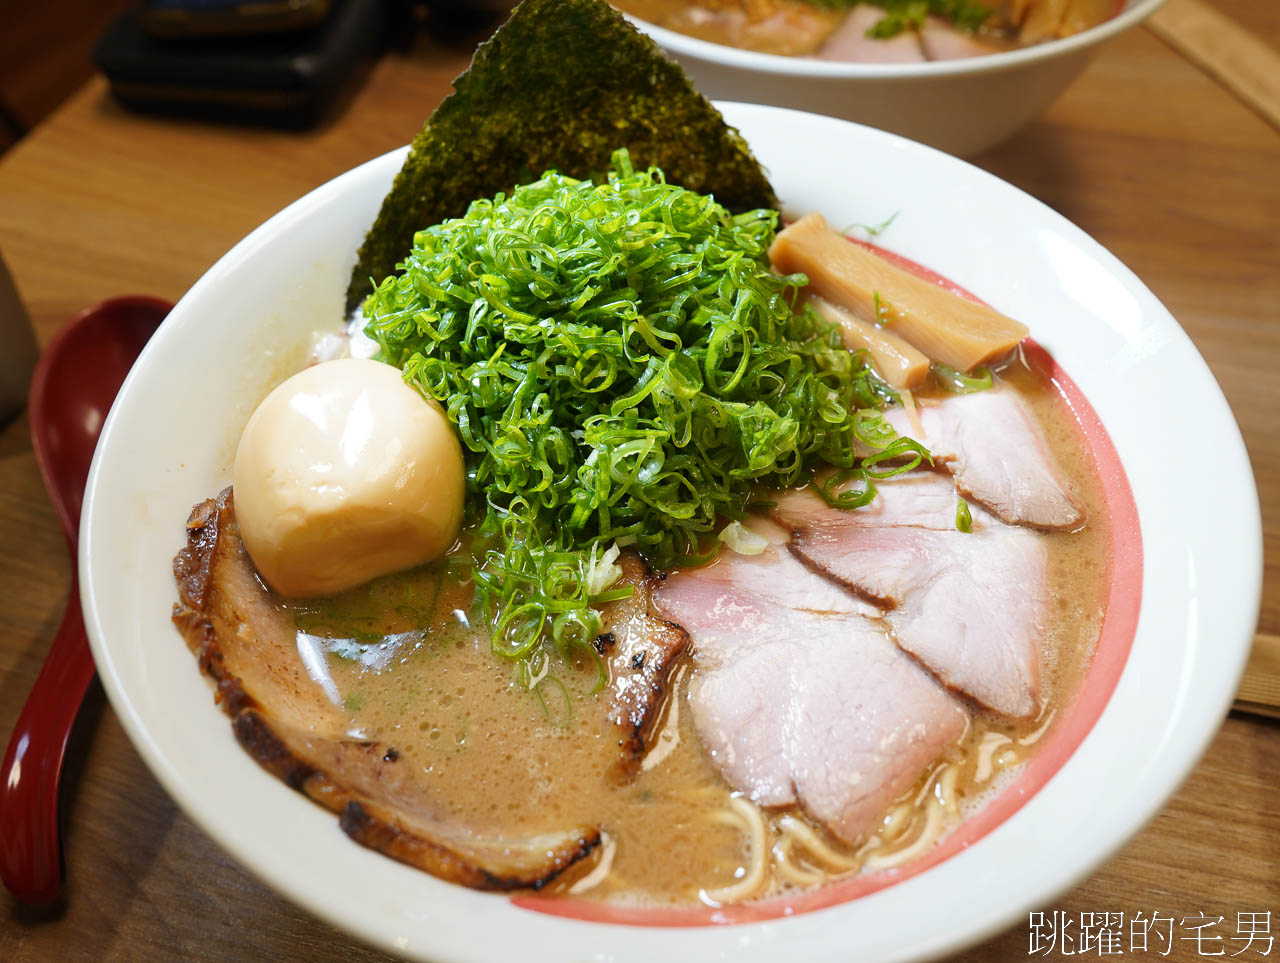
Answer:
xmin=625 ymin=0 xmax=1167 ymax=155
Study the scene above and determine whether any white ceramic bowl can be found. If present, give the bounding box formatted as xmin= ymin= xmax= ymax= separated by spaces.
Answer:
xmin=81 ymin=103 xmax=1260 ymax=962
xmin=625 ymin=0 xmax=1166 ymax=155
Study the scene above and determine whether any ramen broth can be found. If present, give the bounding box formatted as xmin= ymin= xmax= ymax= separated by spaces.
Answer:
xmin=279 ymin=352 xmax=1107 ymax=906
xmin=612 ymin=0 xmax=1117 ymax=59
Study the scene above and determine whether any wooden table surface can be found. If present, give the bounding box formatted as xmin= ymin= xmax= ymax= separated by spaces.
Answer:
xmin=0 ymin=2 xmax=1276 ymax=960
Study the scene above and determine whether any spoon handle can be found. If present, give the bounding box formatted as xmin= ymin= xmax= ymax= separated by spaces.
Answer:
xmin=0 ymin=573 xmax=96 ymax=905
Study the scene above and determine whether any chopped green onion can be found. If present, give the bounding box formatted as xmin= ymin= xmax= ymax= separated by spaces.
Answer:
xmin=862 ymin=435 xmax=931 ymax=478
xmin=842 ymin=210 xmax=900 ymax=238
xmin=872 ymin=290 xmax=891 ymax=326
xmin=365 ymin=148 xmax=907 ymax=663
xmin=585 ymin=541 xmax=624 ymax=597
xmin=798 ymin=0 xmax=991 ymax=35
xmin=956 ymin=496 xmax=973 ymax=533
xmin=814 ymin=467 xmax=877 ymax=511
xmin=718 ymin=520 xmax=769 ymax=556
xmin=934 ymin=363 xmax=994 ymax=393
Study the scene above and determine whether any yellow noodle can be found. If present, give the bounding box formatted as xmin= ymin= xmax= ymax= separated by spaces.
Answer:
xmin=879 ymin=799 xmax=915 ymax=842
xmin=771 ymin=838 xmax=827 ymax=888
xmin=777 ymin=815 xmax=860 ymax=871
xmin=974 ymin=731 xmax=1014 ymax=783
xmin=1018 ymin=707 xmax=1058 ymax=747
xmin=701 ymin=796 xmax=770 ymax=904
xmin=862 ymin=797 xmax=947 ymax=871
xmin=994 ymin=745 xmax=1020 ymax=770
xmin=933 ymin=763 xmax=960 ymax=812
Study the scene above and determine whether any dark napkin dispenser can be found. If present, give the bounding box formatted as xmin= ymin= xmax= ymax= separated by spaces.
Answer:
xmin=94 ymin=0 xmax=386 ymax=130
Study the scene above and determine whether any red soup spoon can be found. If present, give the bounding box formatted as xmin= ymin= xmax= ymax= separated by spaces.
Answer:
xmin=0 ymin=296 xmax=172 ymax=905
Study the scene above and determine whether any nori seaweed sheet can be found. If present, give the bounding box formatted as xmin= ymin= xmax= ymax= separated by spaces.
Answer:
xmin=345 ymin=0 xmax=778 ymax=312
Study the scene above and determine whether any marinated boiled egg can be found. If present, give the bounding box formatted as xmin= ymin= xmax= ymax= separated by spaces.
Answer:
xmin=233 ymin=358 xmax=464 ymax=597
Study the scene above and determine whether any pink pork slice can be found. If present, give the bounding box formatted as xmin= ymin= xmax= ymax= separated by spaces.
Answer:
xmin=781 ymin=468 xmax=991 ymax=534
xmin=684 ymin=517 xmax=884 ymax=618
xmin=654 ymin=524 xmax=966 ymax=844
xmin=776 ymin=477 xmax=1047 ymax=719
xmin=817 ymin=5 xmax=927 ymax=62
xmin=881 ymin=389 xmax=1085 ymax=531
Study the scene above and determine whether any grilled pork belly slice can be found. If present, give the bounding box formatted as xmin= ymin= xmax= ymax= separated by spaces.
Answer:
xmin=172 ymin=489 xmax=600 ymax=890
xmin=653 ymin=528 xmax=966 ymax=844
xmin=777 ymin=476 xmax=1047 ymax=719
xmin=597 ymin=553 xmax=690 ymax=770
xmin=879 ymin=389 xmax=1084 ymax=531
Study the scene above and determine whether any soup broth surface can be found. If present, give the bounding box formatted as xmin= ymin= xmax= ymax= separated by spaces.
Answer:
xmin=279 ymin=356 xmax=1109 ymax=906
xmin=611 ymin=0 xmax=1116 ymax=59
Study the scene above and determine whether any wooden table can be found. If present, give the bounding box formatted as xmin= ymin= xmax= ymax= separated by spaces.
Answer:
xmin=0 ymin=2 xmax=1276 ymax=959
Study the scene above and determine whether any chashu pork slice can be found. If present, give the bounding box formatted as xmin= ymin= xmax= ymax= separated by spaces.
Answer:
xmin=172 ymin=488 xmax=600 ymax=890
xmin=776 ymin=478 xmax=1048 ymax=719
xmin=653 ymin=525 xmax=966 ymax=844
xmin=817 ymin=4 xmax=927 ymax=62
xmin=879 ymin=388 xmax=1084 ymax=531
xmin=779 ymin=468 xmax=988 ymax=533
xmin=596 ymin=552 xmax=690 ymax=772
xmin=676 ymin=516 xmax=884 ymax=617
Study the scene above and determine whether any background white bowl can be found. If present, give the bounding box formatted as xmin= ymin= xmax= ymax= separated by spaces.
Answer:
xmin=80 ymin=103 xmax=1259 ymax=961
xmin=625 ymin=0 xmax=1166 ymax=155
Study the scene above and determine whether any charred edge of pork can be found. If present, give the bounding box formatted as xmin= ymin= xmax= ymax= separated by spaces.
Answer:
xmin=171 ymin=488 xmax=602 ymax=891
xmin=340 ymin=801 xmax=602 ymax=892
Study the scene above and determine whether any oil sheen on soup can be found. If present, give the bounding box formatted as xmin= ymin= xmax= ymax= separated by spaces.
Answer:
xmin=282 ymin=354 xmax=1107 ymax=907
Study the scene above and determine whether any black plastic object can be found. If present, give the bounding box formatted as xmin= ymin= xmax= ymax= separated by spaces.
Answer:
xmin=94 ymin=0 xmax=386 ymax=130
xmin=139 ymin=0 xmax=335 ymax=39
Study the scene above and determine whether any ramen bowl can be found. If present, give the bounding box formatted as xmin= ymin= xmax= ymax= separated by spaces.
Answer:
xmin=623 ymin=0 xmax=1166 ymax=155
xmin=80 ymin=103 xmax=1260 ymax=961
